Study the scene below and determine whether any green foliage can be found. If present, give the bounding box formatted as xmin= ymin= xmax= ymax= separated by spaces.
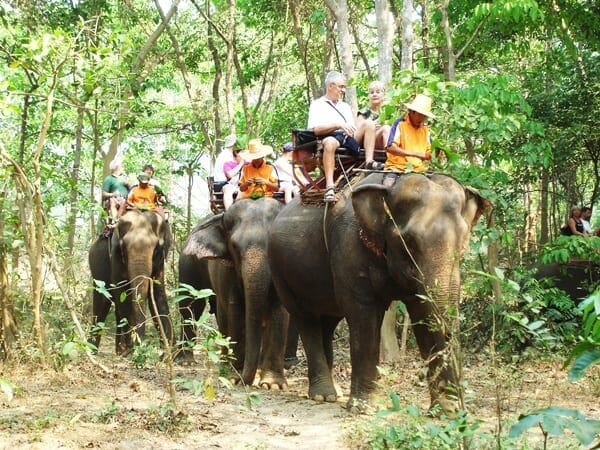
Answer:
xmin=509 ymin=406 xmax=600 ymax=447
xmin=364 ymin=397 xmax=490 ymax=449
xmin=462 ymin=267 xmax=581 ymax=355
xmin=541 ymin=237 xmax=600 ymax=265
xmin=565 ymin=289 xmax=600 ymax=381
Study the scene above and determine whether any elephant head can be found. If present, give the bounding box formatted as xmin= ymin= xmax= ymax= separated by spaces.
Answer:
xmin=110 ymin=209 xmax=172 ymax=353
xmin=180 ymin=197 xmax=287 ymax=388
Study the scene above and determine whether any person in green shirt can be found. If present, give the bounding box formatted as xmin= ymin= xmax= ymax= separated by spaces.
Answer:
xmin=102 ymin=159 xmax=130 ymax=221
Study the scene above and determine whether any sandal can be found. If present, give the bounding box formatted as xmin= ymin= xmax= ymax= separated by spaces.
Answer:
xmin=365 ymin=160 xmax=385 ymax=170
xmin=323 ymin=187 xmax=336 ymax=203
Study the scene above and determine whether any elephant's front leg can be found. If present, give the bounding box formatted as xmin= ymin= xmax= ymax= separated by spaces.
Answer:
xmin=345 ymin=302 xmax=386 ymax=410
xmin=114 ymin=288 xmax=133 ymax=355
xmin=147 ymin=279 xmax=173 ymax=346
xmin=256 ymin=302 xmax=288 ymax=390
xmin=90 ymin=291 xmax=112 ymax=351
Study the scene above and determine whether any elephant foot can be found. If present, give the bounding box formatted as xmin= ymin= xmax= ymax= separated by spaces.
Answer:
xmin=284 ymin=356 xmax=299 ymax=370
xmin=428 ymin=395 xmax=460 ymax=418
xmin=345 ymin=397 xmax=374 ymax=415
xmin=308 ymin=381 xmax=337 ymax=403
xmin=173 ymin=348 xmax=196 ymax=365
xmin=258 ymin=370 xmax=288 ymax=391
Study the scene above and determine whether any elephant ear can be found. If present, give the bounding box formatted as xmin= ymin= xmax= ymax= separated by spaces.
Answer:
xmin=181 ymin=213 xmax=231 ymax=262
xmin=463 ymin=186 xmax=492 ymax=228
xmin=352 ymin=183 xmax=389 ymax=255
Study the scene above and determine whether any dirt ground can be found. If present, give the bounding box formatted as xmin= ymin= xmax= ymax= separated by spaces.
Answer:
xmin=0 ymin=341 xmax=599 ymax=449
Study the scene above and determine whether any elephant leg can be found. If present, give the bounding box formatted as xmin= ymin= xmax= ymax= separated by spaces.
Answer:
xmin=257 ymin=302 xmax=288 ymax=389
xmin=113 ymin=287 xmax=131 ymax=355
xmin=294 ymin=313 xmax=338 ymax=402
xmin=90 ymin=291 xmax=112 ymax=350
xmin=345 ymin=304 xmax=385 ymax=408
xmin=147 ymin=283 xmax=173 ymax=346
xmin=284 ymin=318 xmax=299 ymax=369
xmin=177 ymin=296 xmax=198 ymax=361
xmin=226 ymin=295 xmax=245 ymax=372
xmin=405 ymin=294 xmax=459 ymax=413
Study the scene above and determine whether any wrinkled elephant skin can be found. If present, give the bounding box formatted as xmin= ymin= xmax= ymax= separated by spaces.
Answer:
xmin=89 ymin=209 xmax=173 ymax=354
xmin=268 ymin=173 xmax=490 ymax=411
xmin=179 ymin=198 xmax=288 ymax=389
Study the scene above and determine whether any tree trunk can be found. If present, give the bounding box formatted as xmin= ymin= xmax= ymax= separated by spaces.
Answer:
xmin=325 ymin=0 xmax=356 ymax=111
xmin=0 ymin=192 xmax=18 ymax=359
xmin=65 ymin=103 xmax=84 ymax=272
xmin=400 ymin=0 xmax=414 ymax=71
xmin=374 ymin=0 xmax=394 ymax=84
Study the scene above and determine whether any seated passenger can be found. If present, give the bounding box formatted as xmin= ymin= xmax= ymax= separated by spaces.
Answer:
xmin=274 ymin=142 xmax=300 ymax=204
xmin=237 ymin=139 xmax=279 ymax=200
xmin=102 ymin=159 xmax=130 ymax=222
xmin=308 ymin=71 xmax=356 ymax=203
xmin=126 ymin=172 xmax=160 ymax=211
xmin=383 ymin=93 xmax=435 ymax=187
xmin=223 ymin=146 xmax=244 ymax=210
xmin=354 ymin=80 xmax=391 ymax=170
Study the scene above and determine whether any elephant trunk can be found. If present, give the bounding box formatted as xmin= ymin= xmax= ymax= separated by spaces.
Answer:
xmin=239 ymin=245 xmax=272 ymax=384
xmin=127 ymin=258 xmax=153 ymax=340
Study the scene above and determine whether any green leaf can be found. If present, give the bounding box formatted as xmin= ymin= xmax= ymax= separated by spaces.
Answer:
xmin=0 ymin=379 xmax=15 ymax=402
xmin=568 ymin=349 xmax=600 ymax=382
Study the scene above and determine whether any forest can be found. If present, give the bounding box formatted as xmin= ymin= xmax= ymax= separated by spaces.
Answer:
xmin=1 ymin=0 xmax=600 ymax=448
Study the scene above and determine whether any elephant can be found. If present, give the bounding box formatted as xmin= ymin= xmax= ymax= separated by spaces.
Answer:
xmin=89 ymin=209 xmax=173 ymax=354
xmin=178 ymin=197 xmax=289 ymax=388
xmin=532 ymin=261 xmax=599 ymax=303
xmin=267 ymin=172 xmax=490 ymax=412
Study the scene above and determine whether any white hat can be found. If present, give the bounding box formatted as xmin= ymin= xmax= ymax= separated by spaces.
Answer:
xmin=238 ymin=139 xmax=273 ymax=162
xmin=404 ymin=94 xmax=435 ymax=118
xmin=224 ymin=134 xmax=237 ymax=148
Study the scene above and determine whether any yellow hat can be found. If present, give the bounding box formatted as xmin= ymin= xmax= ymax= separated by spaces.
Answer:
xmin=239 ymin=139 xmax=273 ymax=162
xmin=404 ymin=94 xmax=435 ymax=118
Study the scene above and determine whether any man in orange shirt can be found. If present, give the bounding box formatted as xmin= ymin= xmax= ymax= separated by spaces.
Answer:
xmin=126 ymin=172 xmax=159 ymax=210
xmin=237 ymin=139 xmax=279 ymax=200
xmin=384 ymin=94 xmax=435 ymax=186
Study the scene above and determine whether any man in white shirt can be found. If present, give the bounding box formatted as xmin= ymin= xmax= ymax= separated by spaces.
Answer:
xmin=582 ymin=207 xmax=593 ymax=235
xmin=307 ymin=71 xmax=355 ymax=202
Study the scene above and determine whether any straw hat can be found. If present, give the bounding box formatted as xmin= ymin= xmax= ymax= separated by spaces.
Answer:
xmin=239 ymin=139 xmax=273 ymax=162
xmin=224 ymin=134 xmax=237 ymax=148
xmin=404 ymin=94 xmax=435 ymax=118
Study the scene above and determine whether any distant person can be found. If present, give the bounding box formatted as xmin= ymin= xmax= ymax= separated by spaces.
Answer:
xmin=562 ymin=206 xmax=586 ymax=236
xmin=274 ymin=142 xmax=301 ymax=204
xmin=126 ymin=172 xmax=160 ymax=211
xmin=354 ymin=80 xmax=391 ymax=170
xmin=223 ymin=146 xmax=244 ymax=209
xmin=214 ymin=134 xmax=237 ymax=183
xmin=237 ymin=139 xmax=279 ymax=200
xmin=307 ymin=71 xmax=356 ymax=203
xmin=134 ymin=164 xmax=166 ymax=204
xmin=102 ymin=159 xmax=130 ymax=222
xmin=383 ymin=93 xmax=435 ymax=187
xmin=581 ymin=207 xmax=593 ymax=236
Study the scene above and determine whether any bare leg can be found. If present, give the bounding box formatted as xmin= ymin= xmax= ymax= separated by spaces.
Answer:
xmin=223 ymin=184 xmax=237 ymax=209
xmin=322 ymin=137 xmax=339 ymax=190
xmin=362 ymin=119 xmax=377 ymax=163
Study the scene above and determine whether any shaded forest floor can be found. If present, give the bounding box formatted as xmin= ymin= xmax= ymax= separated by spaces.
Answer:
xmin=0 ymin=340 xmax=599 ymax=449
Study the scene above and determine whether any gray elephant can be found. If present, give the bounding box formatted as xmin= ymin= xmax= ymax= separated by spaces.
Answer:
xmin=268 ymin=172 xmax=489 ymax=411
xmin=532 ymin=261 xmax=599 ymax=302
xmin=179 ymin=197 xmax=288 ymax=388
xmin=89 ymin=209 xmax=173 ymax=354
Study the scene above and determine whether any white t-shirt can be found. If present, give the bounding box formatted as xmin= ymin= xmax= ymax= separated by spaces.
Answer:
xmin=307 ymin=96 xmax=354 ymax=131
xmin=582 ymin=219 xmax=592 ymax=234
xmin=274 ymin=156 xmax=294 ymax=184
xmin=213 ymin=148 xmax=234 ymax=182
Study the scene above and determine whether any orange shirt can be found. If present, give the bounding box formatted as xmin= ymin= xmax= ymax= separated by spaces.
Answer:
xmin=239 ymin=161 xmax=278 ymax=199
xmin=128 ymin=185 xmax=158 ymax=209
xmin=384 ymin=114 xmax=431 ymax=173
